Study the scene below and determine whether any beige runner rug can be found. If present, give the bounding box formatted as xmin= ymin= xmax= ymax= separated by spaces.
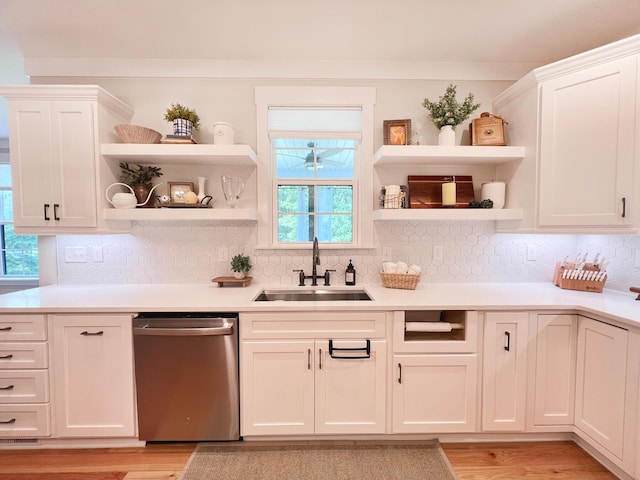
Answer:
xmin=180 ymin=440 xmax=459 ymax=480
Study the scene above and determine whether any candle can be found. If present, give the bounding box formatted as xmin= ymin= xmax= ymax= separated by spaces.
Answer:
xmin=442 ymin=177 xmax=456 ymax=207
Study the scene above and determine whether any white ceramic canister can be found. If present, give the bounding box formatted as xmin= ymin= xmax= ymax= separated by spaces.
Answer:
xmin=480 ymin=181 xmax=506 ymax=209
xmin=213 ymin=122 xmax=235 ymax=145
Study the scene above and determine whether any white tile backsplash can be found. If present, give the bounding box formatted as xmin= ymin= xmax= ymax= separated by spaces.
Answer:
xmin=56 ymin=221 xmax=640 ymax=292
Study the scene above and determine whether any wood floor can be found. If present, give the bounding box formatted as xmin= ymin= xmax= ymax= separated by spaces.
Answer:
xmin=0 ymin=440 xmax=617 ymax=479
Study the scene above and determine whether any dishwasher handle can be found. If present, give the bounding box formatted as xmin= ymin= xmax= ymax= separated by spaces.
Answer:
xmin=133 ymin=324 xmax=234 ymax=337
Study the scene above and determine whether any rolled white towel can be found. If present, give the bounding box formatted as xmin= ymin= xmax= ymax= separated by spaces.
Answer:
xmin=396 ymin=261 xmax=408 ymax=274
xmin=406 ymin=322 xmax=453 ymax=333
xmin=382 ymin=261 xmax=397 ymax=273
xmin=407 ymin=264 xmax=421 ymax=275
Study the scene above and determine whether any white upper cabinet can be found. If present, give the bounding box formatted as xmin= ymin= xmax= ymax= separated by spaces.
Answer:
xmin=538 ymin=56 xmax=636 ymax=228
xmin=493 ymin=35 xmax=640 ymax=233
xmin=0 ymin=85 xmax=134 ymax=234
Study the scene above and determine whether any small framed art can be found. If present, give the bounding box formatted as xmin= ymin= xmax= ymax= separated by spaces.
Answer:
xmin=383 ymin=119 xmax=412 ymax=145
xmin=168 ymin=182 xmax=194 ymax=203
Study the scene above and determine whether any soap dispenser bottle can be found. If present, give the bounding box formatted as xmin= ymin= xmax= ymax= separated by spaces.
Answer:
xmin=345 ymin=259 xmax=356 ymax=286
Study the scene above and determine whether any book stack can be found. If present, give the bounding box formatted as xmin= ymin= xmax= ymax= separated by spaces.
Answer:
xmin=161 ymin=135 xmax=198 ymax=144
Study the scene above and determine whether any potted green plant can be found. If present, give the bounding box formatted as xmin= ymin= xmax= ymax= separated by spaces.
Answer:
xmin=422 ymin=84 xmax=480 ymax=145
xmin=230 ymin=253 xmax=252 ymax=279
xmin=119 ymin=162 xmax=163 ymax=207
xmin=164 ymin=102 xmax=200 ymax=137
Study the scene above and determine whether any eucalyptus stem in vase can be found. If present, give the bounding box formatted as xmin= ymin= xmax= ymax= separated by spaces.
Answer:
xmin=422 ymin=84 xmax=480 ymax=145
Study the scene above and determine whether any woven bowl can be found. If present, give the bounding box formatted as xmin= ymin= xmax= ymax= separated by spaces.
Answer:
xmin=114 ymin=124 xmax=162 ymax=144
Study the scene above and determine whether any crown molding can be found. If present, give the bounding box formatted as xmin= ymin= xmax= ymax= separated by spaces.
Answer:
xmin=23 ymin=57 xmax=538 ymax=81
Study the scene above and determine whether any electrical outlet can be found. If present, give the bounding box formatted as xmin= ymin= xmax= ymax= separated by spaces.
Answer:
xmin=64 ymin=246 xmax=87 ymax=263
xmin=635 ymin=250 xmax=640 ymax=269
xmin=218 ymin=246 xmax=228 ymax=262
xmin=527 ymin=245 xmax=537 ymax=262
xmin=433 ymin=245 xmax=444 ymax=262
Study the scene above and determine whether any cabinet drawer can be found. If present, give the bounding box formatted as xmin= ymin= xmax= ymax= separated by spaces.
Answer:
xmin=0 ymin=370 xmax=49 ymax=403
xmin=0 ymin=404 xmax=50 ymax=437
xmin=0 ymin=315 xmax=47 ymax=341
xmin=393 ymin=311 xmax=478 ymax=353
xmin=240 ymin=311 xmax=388 ymax=339
xmin=0 ymin=343 xmax=48 ymax=369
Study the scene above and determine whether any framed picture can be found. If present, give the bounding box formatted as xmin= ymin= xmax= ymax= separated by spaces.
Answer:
xmin=168 ymin=182 xmax=194 ymax=203
xmin=383 ymin=119 xmax=411 ymax=146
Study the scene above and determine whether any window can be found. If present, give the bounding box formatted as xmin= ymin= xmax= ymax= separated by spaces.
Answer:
xmin=0 ymin=155 xmax=38 ymax=278
xmin=273 ymin=137 xmax=357 ymax=244
xmin=255 ymin=86 xmax=376 ymax=248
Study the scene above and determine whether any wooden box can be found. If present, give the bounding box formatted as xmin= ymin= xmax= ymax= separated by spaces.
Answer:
xmin=470 ymin=113 xmax=506 ymax=146
xmin=407 ymin=175 xmax=474 ymax=208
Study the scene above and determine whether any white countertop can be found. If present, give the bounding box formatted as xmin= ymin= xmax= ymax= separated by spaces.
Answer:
xmin=0 ymin=282 xmax=638 ymax=328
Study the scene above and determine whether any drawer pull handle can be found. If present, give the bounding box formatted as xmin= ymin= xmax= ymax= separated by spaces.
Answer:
xmin=0 ymin=354 xmax=13 ymax=360
xmin=0 ymin=418 xmax=16 ymax=424
xmin=504 ymin=331 xmax=511 ymax=351
xmin=329 ymin=339 xmax=371 ymax=359
xmin=0 ymin=385 xmax=14 ymax=391
xmin=307 ymin=348 xmax=311 ymax=370
xmin=80 ymin=331 xmax=104 ymax=336
xmin=622 ymin=197 xmax=626 ymax=218
xmin=0 ymin=326 xmax=12 ymax=331
xmin=398 ymin=363 xmax=402 ymax=384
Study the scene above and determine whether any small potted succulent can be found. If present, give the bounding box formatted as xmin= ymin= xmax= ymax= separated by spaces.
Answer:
xmin=230 ymin=253 xmax=252 ymax=279
xmin=422 ymin=84 xmax=480 ymax=145
xmin=164 ymin=102 xmax=201 ymax=137
xmin=119 ymin=162 xmax=163 ymax=207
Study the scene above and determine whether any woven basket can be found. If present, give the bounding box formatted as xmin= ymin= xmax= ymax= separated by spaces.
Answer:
xmin=380 ymin=272 xmax=421 ymax=290
xmin=114 ymin=124 xmax=162 ymax=144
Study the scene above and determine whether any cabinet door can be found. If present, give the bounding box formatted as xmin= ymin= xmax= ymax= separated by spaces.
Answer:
xmin=49 ymin=101 xmax=97 ymax=228
xmin=393 ymin=354 xmax=477 ymax=433
xmin=241 ymin=341 xmax=314 ymax=436
xmin=531 ymin=314 xmax=577 ymax=428
xmin=482 ymin=312 xmax=528 ymax=431
xmin=8 ymin=100 xmax=55 ymax=228
xmin=575 ymin=316 xmax=627 ymax=459
xmin=315 ymin=340 xmax=386 ymax=434
xmin=50 ymin=314 xmax=135 ymax=437
xmin=539 ymin=56 xmax=636 ymax=227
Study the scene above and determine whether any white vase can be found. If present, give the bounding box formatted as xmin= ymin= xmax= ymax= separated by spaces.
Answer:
xmin=233 ymin=271 xmax=245 ymax=280
xmin=197 ymin=176 xmax=206 ymax=202
xmin=438 ymin=125 xmax=456 ymax=146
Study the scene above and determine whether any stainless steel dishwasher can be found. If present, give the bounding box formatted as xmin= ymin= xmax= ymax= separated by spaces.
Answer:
xmin=133 ymin=312 xmax=239 ymax=441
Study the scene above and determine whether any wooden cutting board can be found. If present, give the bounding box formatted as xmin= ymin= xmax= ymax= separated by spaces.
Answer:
xmin=408 ymin=175 xmax=475 ymax=208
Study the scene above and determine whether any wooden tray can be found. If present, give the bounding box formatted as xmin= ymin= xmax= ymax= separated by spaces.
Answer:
xmin=408 ymin=175 xmax=474 ymax=208
xmin=211 ymin=276 xmax=253 ymax=287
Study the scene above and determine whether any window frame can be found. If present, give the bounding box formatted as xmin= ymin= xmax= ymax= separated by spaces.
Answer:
xmin=255 ymin=86 xmax=376 ymax=250
xmin=0 ymin=140 xmax=38 ymax=285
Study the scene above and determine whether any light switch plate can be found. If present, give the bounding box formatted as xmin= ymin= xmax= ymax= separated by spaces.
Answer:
xmin=527 ymin=245 xmax=537 ymax=262
xmin=64 ymin=246 xmax=87 ymax=263
xmin=433 ymin=245 xmax=443 ymax=262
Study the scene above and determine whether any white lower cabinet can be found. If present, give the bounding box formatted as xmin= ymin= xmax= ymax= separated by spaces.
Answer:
xmin=240 ymin=312 xmax=388 ymax=437
xmin=393 ymin=354 xmax=477 ymax=433
xmin=482 ymin=311 xmax=528 ymax=431
xmin=528 ymin=314 xmax=577 ymax=430
xmin=50 ymin=314 xmax=136 ymax=437
xmin=0 ymin=314 xmax=50 ymax=437
xmin=575 ymin=316 xmax=628 ymax=460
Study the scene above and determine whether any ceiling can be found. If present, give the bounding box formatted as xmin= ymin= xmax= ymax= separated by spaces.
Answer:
xmin=0 ymin=0 xmax=639 ymax=67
